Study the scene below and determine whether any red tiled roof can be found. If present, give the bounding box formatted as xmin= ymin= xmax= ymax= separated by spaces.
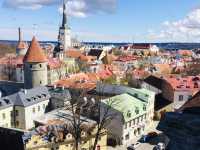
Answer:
xmin=23 ymin=36 xmax=47 ymax=63
xmin=131 ymin=44 xmax=150 ymax=49
xmin=52 ymin=73 xmax=98 ymax=90
xmin=66 ymin=50 xmax=89 ymax=61
xmin=178 ymin=50 xmax=192 ymax=56
xmin=115 ymin=55 xmax=137 ymax=62
xmin=164 ymin=76 xmax=200 ymax=94
xmin=17 ymin=41 xmax=27 ymax=50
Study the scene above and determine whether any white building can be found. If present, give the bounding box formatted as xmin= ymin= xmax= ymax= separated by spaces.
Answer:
xmin=99 ymin=84 xmax=155 ymax=146
xmin=0 ymin=99 xmax=13 ymax=128
xmin=0 ymin=86 xmax=50 ymax=130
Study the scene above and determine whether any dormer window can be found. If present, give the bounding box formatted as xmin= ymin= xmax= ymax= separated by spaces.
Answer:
xmin=4 ymin=99 xmax=10 ymax=104
xmin=134 ymin=93 xmax=138 ymax=98
xmin=143 ymin=104 xmax=146 ymax=111
xmin=26 ymin=98 xmax=31 ymax=102
xmin=127 ymin=110 xmax=131 ymax=118
xmin=135 ymin=107 xmax=139 ymax=114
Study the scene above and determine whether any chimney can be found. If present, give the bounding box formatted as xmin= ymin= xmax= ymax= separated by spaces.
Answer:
xmin=53 ymin=85 xmax=57 ymax=89
xmin=21 ymin=89 xmax=27 ymax=94
xmin=18 ymin=27 xmax=22 ymax=42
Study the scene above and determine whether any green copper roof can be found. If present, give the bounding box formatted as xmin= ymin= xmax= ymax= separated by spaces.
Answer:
xmin=103 ymin=93 xmax=147 ymax=122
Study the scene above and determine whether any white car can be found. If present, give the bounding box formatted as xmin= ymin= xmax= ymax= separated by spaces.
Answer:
xmin=127 ymin=142 xmax=141 ymax=150
xmin=155 ymin=142 xmax=165 ymax=150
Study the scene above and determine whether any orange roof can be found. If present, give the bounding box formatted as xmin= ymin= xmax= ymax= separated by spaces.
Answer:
xmin=23 ymin=36 xmax=47 ymax=63
xmin=164 ymin=76 xmax=200 ymax=94
xmin=66 ymin=50 xmax=88 ymax=61
xmin=17 ymin=41 xmax=28 ymax=50
xmin=52 ymin=73 xmax=98 ymax=90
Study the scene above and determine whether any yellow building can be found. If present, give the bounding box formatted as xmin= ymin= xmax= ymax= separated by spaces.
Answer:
xmin=26 ymin=127 xmax=107 ymax=150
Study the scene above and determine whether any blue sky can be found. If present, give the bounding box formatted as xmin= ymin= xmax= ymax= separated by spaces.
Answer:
xmin=0 ymin=0 xmax=200 ymax=42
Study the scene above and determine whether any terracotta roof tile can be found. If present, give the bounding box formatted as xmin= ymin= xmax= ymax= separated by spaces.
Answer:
xmin=17 ymin=41 xmax=28 ymax=50
xmin=23 ymin=36 xmax=47 ymax=63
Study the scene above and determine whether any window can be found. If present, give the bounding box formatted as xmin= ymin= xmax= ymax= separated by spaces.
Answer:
xmin=16 ymin=121 xmax=19 ymax=127
xmin=135 ymin=107 xmax=139 ymax=114
xmin=39 ymin=64 xmax=42 ymax=68
xmin=125 ymin=134 xmax=129 ymax=140
xmin=32 ymin=107 xmax=36 ymax=113
xmin=43 ymin=104 xmax=46 ymax=110
xmin=38 ymin=106 xmax=40 ymax=112
xmin=124 ymin=123 xmax=127 ymax=129
xmin=143 ymin=104 xmax=146 ymax=111
xmin=132 ymin=119 xmax=135 ymax=125
xmin=137 ymin=118 xmax=139 ymax=123
xmin=15 ymin=110 xmax=19 ymax=116
xmin=40 ymin=81 xmax=42 ymax=84
xmin=129 ymin=121 xmax=131 ymax=127
xmin=2 ymin=113 xmax=6 ymax=120
xmin=30 ymin=64 xmax=32 ymax=68
xmin=127 ymin=110 xmax=131 ymax=118
xmin=179 ymin=95 xmax=184 ymax=101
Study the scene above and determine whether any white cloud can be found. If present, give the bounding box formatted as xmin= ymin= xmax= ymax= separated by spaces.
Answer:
xmin=148 ymin=8 xmax=200 ymax=42
xmin=3 ymin=0 xmax=57 ymax=10
xmin=3 ymin=0 xmax=117 ymax=17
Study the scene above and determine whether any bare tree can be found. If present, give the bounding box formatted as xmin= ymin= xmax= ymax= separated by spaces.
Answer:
xmin=56 ymin=84 xmax=120 ymax=150
xmin=91 ymin=83 xmax=122 ymax=150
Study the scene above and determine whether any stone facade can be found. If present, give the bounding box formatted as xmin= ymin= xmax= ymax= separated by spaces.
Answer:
xmin=24 ymin=62 xmax=48 ymax=89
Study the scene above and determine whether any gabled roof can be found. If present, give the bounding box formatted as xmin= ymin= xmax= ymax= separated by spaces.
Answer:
xmin=8 ymin=86 xmax=50 ymax=107
xmin=23 ymin=37 xmax=47 ymax=63
xmin=143 ymin=75 xmax=163 ymax=89
xmin=178 ymin=91 xmax=200 ymax=111
xmin=87 ymin=49 xmax=103 ymax=59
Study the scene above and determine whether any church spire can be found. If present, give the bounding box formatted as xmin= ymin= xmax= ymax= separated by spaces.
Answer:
xmin=62 ymin=0 xmax=67 ymax=27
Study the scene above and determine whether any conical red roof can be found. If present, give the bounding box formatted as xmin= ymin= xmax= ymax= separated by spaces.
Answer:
xmin=17 ymin=41 xmax=28 ymax=50
xmin=23 ymin=36 xmax=47 ymax=63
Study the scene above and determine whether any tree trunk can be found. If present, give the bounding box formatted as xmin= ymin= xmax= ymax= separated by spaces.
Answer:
xmin=92 ymin=128 xmax=101 ymax=150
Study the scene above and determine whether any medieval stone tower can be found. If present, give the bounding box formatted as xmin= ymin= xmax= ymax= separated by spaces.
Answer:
xmin=16 ymin=27 xmax=28 ymax=56
xmin=23 ymin=36 xmax=48 ymax=89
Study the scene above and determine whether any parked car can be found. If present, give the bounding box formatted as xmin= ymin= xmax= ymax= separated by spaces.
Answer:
xmin=138 ymin=132 xmax=158 ymax=143
xmin=155 ymin=142 xmax=165 ymax=150
xmin=127 ymin=142 xmax=141 ymax=150
xmin=147 ymin=132 xmax=158 ymax=137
